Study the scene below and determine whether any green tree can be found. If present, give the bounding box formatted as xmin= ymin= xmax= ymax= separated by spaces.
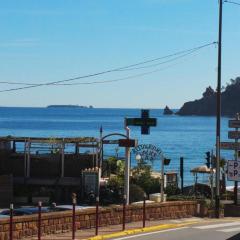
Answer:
xmin=131 ymin=162 xmax=160 ymax=195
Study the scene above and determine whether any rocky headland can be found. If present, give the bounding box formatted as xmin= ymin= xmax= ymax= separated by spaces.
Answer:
xmin=163 ymin=106 xmax=174 ymax=115
xmin=176 ymin=77 xmax=240 ymax=116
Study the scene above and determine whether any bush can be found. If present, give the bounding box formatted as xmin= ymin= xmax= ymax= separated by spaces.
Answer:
xmin=99 ymin=175 xmax=124 ymax=204
xmin=167 ymin=195 xmax=196 ymax=201
xmin=165 ymin=185 xmax=181 ymax=196
xmin=202 ymin=199 xmax=224 ymax=209
xmin=221 ymin=191 xmax=234 ymax=200
xmin=129 ymin=184 xmax=146 ymax=203
xmin=131 ymin=165 xmax=160 ymax=195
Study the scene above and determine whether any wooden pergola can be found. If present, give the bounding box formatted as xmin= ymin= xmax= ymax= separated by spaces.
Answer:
xmin=0 ymin=136 xmax=99 ymax=179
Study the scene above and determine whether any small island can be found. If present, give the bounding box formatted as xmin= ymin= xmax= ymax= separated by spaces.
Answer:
xmin=47 ymin=105 xmax=93 ymax=109
xmin=163 ymin=106 xmax=174 ymax=115
xmin=176 ymin=77 xmax=240 ymax=116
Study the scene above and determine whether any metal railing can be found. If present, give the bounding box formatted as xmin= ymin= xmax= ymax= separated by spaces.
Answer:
xmin=6 ymin=196 xmax=149 ymax=240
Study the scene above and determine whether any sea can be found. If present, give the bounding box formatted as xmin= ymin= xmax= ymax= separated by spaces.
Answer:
xmin=0 ymin=107 xmax=234 ymax=186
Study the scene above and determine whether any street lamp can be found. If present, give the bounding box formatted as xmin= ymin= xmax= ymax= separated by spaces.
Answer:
xmin=160 ymin=154 xmax=165 ymax=202
xmin=135 ymin=154 xmax=142 ymax=163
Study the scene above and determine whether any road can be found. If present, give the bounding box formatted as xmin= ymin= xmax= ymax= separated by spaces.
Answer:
xmin=112 ymin=220 xmax=240 ymax=240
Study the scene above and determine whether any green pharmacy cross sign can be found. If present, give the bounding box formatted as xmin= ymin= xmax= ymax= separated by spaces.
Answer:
xmin=125 ymin=109 xmax=157 ymax=135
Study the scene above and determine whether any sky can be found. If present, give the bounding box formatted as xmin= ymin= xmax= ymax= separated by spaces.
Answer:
xmin=0 ymin=0 xmax=239 ymax=108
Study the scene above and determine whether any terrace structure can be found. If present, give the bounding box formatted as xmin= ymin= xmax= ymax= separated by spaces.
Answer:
xmin=0 ymin=136 xmax=99 ymax=206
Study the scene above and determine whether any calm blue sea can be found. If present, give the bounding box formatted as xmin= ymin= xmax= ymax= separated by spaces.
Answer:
xmin=0 ymin=107 xmax=233 ymax=186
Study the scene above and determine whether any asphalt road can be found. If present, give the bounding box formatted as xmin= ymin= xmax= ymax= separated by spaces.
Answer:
xmin=112 ymin=220 xmax=240 ymax=240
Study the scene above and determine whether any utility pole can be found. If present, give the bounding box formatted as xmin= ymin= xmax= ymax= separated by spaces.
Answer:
xmin=215 ymin=0 xmax=223 ymax=218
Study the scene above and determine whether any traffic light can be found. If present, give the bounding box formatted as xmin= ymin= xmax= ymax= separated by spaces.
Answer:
xmin=205 ymin=151 xmax=211 ymax=168
xmin=164 ymin=158 xmax=171 ymax=165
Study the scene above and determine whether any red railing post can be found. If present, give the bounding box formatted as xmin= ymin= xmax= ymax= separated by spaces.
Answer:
xmin=122 ymin=195 xmax=126 ymax=231
xmin=143 ymin=195 xmax=146 ymax=228
xmin=72 ymin=193 xmax=77 ymax=240
xmin=38 ymin=201 xmax=42 ymax=240
xmin=95 ymin=196 xmax=99 ymax=236
xmin=9 ymin=203 xmax=13 ymax=240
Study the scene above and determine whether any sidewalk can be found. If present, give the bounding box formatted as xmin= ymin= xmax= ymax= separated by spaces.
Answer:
xmin=24 ymin=217 xmax=204 ymax=240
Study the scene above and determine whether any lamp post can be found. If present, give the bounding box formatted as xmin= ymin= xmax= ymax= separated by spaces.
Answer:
xmin=160 ymin=154 xmax=165 ymax=202
xmin=135 ymin=154 xmax=142 ymax=165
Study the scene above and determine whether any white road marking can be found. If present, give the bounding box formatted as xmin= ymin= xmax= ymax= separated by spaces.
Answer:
xmin=113 ymin=227 xmax=188 ymax=240
xmin=217 ymin=227 xmax=240 ymax=233
xmin=194 ymin=222 xmax=240 ymax=230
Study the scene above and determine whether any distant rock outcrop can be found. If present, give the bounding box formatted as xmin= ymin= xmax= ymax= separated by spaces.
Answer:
xmin=176 ymin=77 xmax=240 ymax=116
xmin=163 ymin=106 xmax=174 ymax=115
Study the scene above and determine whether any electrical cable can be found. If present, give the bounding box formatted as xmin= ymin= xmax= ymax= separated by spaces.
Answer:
xmin=0 ymin=41 xmax=216 ymax=93
xmin=0 ymin=48 xmax=205 ymax=86
xmin=224 ymin=0 xmax=240 ymax=5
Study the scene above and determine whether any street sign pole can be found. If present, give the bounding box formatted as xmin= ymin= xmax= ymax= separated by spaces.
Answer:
xmin=210 ymin=150 xmax=214 ymax=205
xmin=222 ymin=115 xmax=240 ymax=205
xmin=124 ymin=126 xmax=130 ymax=205
xmin=161 ymin=155 xmax=164 ymax=202
xmin=234 ymin=114 xmax=240 ymax=205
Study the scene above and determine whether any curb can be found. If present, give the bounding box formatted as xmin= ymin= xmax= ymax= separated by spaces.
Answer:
xmin=85 ymin=221 xmax=200 ymax=240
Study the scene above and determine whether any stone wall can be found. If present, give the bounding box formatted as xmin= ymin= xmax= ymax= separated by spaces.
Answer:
xmin=0 ymin=201 xmax=197 ymax=240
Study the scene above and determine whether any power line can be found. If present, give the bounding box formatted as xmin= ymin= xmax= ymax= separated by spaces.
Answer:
xmin=0 ymin=55 xmax=197 ymax=88
xmin=117 ymin=48 xmax=202 ymax=71
xmin=0 ymin=41 xmax=216 ymax=93
xmin=117 ymin=42 xmax=215 ymax=71
xmin=0 ymin=48 xmax=207 ymax=87
xmin=0 ymin=50 xmax=197 ymax=86
xmin=224 ymin=0 xmax=240 ymax=6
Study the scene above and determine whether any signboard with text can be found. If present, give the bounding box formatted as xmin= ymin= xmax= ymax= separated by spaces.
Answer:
xmin=229 ymin=120 xmax=240 ymax=128
xmin=220 ymin=142 xmax=240 ymax=150
xmin=82 ymin=171 xmax=98 ymax=196
xmin=125 ymin=109 xmax=157 ymax=135
xmin=131 ymin=144 xmax=162 ymax=163
xmin=118 ymin=139 xmax=138 ymax=148
xmin=102 ymin=140 xmax=119 ymax=144
xmin=228 ymin=131 xmax=240 ymax=139
xmin=227 ymin=160 xmax=240 ymax=181
xmin=125 ymin=118 xmax=157 ymax=127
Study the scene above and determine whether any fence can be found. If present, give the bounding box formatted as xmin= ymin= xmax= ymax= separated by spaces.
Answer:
xmin=0 ymin=200 xmax=197 ymax=240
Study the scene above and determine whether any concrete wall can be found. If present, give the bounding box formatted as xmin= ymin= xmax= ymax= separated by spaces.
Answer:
xmin=0 ymin=201 xmax=197 ymax=240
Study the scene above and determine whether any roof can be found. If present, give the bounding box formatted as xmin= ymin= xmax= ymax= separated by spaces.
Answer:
xmin=0 ymin=136 xmax=98 ymax=143
xmin=190 ymin=165 xmax=214 ymax=174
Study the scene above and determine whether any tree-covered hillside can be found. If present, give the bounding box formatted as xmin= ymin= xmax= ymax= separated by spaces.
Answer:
xmin=177 ymin=77 xmax=240 ymax=116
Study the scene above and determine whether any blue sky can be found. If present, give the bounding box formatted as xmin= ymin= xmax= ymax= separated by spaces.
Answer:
xmin=0 ymin=0 xmax=239 ymax=108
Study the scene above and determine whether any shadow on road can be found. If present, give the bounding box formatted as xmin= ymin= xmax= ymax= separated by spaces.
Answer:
xmin=227 ymin=233 xmax=240 ymax=240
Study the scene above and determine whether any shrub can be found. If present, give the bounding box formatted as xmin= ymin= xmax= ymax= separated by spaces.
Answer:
xmin=167 ymin=195 xmax=196 ymax=201
xmin=129 ymin=184 xmax=146 ymax=203
xmin=131 ymin=165 xmax=160 ymax=195
xmin=165 ymin=185 xmax=181 ymax=196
